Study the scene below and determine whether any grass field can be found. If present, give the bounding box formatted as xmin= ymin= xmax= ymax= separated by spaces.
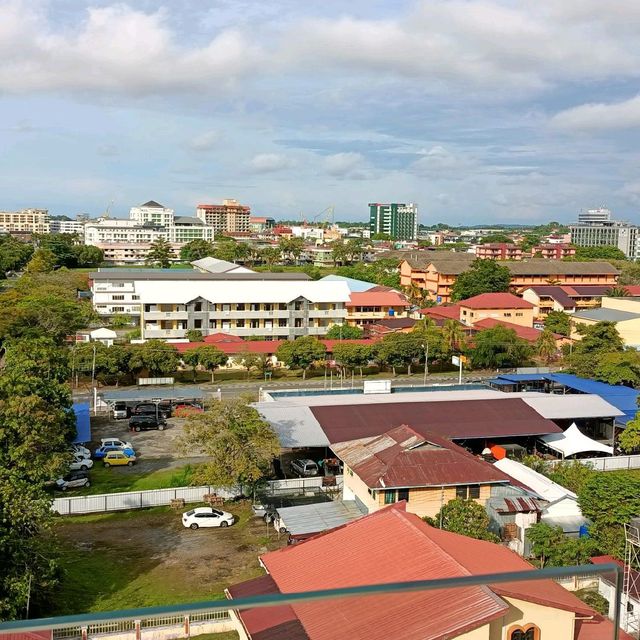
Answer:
xmin=51 ymin=502 xmax=284 ymax=615
xmin=55 ymin=463 xmax=199 ymax=496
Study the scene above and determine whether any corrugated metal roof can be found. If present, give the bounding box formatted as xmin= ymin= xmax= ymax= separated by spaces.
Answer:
xmin=523 ymin=395 xmax=623 ymax=419
xmin=276 ymin=500 xmax=366 ymax=536
xmin=495 ymin=496 xmax=542 ymax=513
xmin=310 ymin=398 xmax=562 ymax=443
xmin=493 ymin=458 xmax=577 ymax=501
xmin=332 ymin=426 xmax=510 ymax=489
xmin=255 ymin=403 xmax=329 ymax=448
xmin=572 ymin=307 xmax=640 ymax=322
xmin=261 ymin=506 xmax=509 ymax=640
xmin=101 ymin=385 xmax=204 ymax=401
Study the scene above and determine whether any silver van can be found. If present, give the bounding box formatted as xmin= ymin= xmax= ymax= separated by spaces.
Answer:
xmin=290 ymin=459 xmax=319 ymax=477
xmin=112 ymin=401 xmax=128 ymax=420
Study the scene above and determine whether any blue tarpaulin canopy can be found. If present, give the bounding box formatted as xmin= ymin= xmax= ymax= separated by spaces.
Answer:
xmin=73 ymin=402 xmax=91 ymax=444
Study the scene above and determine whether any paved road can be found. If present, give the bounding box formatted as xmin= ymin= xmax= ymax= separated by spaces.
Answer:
xmin=72 ymin=371 xmax=499 ymax=403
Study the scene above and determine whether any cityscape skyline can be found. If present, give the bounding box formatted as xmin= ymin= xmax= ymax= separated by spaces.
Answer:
xmin=3 ymin=1 xmax=640 ymax=223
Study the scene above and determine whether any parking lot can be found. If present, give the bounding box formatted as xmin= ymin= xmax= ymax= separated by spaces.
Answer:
xmin=52 ymin=502 xmax=287 ymax=614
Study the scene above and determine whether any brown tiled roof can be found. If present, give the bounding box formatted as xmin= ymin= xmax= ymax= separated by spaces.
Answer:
xmin=459 ymin=292 xmax=534 ymax=309
xmin=506 ymin=260 xmax=619 ymax=275
xmin=332 ymin=425 xmax=510 ymax=489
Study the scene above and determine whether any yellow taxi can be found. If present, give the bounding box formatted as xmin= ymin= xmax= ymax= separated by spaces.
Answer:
xmin=103 ymin=451 xmax=136 ymax=467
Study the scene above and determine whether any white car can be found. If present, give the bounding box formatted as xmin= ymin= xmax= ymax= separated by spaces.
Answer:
xmin=69 ymin=455 xmax=93 ymax=471
xmin=101 ymin=438 xmax=133 ymax=449
xmin=182 ymin=507 xmax=234 ymax=529
xmin=71 ymin=444 xmax=91 ymax=459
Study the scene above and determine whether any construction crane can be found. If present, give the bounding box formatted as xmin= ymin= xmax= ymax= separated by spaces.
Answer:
xmin=103 ymin=199 xmax=114 ymax=219
xmin=311 ymin=206 xmax=335 ymax=229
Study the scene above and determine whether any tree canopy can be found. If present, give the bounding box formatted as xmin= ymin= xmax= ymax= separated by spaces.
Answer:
xmin=331 ymin=343 xmax=372 ymax=375
xmin=425 ymin=498 xmax=499 ymax=542
xmin=573 ymin=246 xmax=627 ymax=261
xmin=0 ymin=235 xmax=33 ymax=276
xmin=470 ymin=325 xmax=533 ymax=369
xmin=129 ymin=340 xmax=179 ymax=377
xmin=544 ymin=310 xmax=571 ymax=336
xmin=618 ymin=414 xmax=640 ymax=454
xmin=145 ymin=237 xmax=174 ymax=268
xmin=594 ymin=350 xmax=640 ymax=387
xmin=527 ymin=523 xmax=594 ymax=568
xmin=178 ymin=399 xmax=280 ymax=493
xmin=450 ymin=259 xmax=511 ymax=301
xmin=192 ymin=345 xmax=228 ymax=382
xmin=325 ymin=324 xmax=363 ymax=340
xmin=276 ymin=336 xmax=327 ymax=379
xmin=567 ymin=321 xmax=624 ymax=378
xmin=179 ymin=239 xmax=216 ymax=262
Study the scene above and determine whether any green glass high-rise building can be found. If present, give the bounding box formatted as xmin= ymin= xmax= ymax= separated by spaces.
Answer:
xmin=369 ymin=202 xmax=418 ymax=240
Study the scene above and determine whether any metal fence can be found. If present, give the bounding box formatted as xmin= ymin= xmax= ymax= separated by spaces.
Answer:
xmin=547 ymin=454 xmax=640 ymax=472
xmin=52 ymin=476 xmax=344 ymax=516
xmin=52 ymin=611 xmax=230 ymax=640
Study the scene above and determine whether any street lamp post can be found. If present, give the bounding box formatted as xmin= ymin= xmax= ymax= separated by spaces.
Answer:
xmin=421 ymin=343 xmax=429 ymax=385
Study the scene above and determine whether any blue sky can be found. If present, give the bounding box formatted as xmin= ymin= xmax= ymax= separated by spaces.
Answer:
xmin=2 ymin=0 xmax=640 ymax=224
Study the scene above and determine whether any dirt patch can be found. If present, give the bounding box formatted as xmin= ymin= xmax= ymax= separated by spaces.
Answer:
xmin=52 ymin=502 xmax=286 ymax=614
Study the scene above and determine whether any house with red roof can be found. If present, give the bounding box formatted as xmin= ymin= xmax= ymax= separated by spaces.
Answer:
xmin=346 ymin=290 xmax=411 ymax=328
xmin=227 ymin=504 xmax=629 ymax=640
xmin=459 ymin=293 xmax=536 ymax=328
xmin=332 ymin=425 xmax=511 ymax=519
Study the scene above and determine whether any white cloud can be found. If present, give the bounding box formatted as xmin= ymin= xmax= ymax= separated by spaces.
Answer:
xmin=249 ymin=153 xmax=293 ymax=173
xmin=97 ymin=144 xmax=119 ymax=157
xmin=323 ymin=152 xmax=367 ymax=178
xmin=551 ymin=95 xmax=640 ymax=131
xmin=411 ymin=146 xmax=474 ymax=177
xmin=188 ymin=130 xmax=221 ymax=152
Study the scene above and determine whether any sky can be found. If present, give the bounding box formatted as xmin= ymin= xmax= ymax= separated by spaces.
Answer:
xmin=2 ymin=1 xmax=640 ymax=225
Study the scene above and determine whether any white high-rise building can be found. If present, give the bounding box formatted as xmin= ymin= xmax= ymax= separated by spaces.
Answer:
xmin=577 ymin=208 xmax=612 ymax=224
xmin=570 ymin=208 xmax=640 ymax=260
xmin=129 ymin=200 xmax=176 ymax=227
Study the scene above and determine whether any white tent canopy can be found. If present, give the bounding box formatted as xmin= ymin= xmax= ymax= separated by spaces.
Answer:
xmin=90 ymin=327 xmax=117 ymax=339
xmin=539 ymin=423 xmax=613 ymax=458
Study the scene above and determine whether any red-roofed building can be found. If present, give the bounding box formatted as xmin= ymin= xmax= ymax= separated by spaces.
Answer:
xmin=227 ymin=505 xmax=629 ymax=640
xmin=476 ymin=243 xmax=524 ymax=261
xmin=332 ymin=425 xmax=511 ymax=518
xmin=419 ymin=304 xmax=461 ymax=326
xmin=367 ymin=317 xmax=418 ymax=337
xmin=459 ymin=293 xmax=535 ymax=328
xmin=470 ymin=318 xmax=567 ymax=346
xmin=346 ymin=290 xmax=411 ymax=328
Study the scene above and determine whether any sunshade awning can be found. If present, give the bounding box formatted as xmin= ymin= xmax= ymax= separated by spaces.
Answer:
xmin=539 ymin=423 xmax=613 ymax=458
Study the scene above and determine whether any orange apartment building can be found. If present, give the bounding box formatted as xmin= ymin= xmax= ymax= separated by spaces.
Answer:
xmin=475 ymin=243 xmax=523 ymax=260
xmin=531 ymin=244 xmax=576 ymax=259
xmin=345 ymin=290 xmax=411 ymax=327
xmin=400 ymin=254 xmax=619 ymax=303
xmin=459 ymin=293 xmax=535 ymax=327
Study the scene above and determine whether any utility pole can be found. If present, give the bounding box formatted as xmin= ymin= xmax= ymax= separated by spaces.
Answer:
xmin=91 ymin=343 xmax=97 ymax=415
xmin=422 ymin=343 xmax=429 ymax=384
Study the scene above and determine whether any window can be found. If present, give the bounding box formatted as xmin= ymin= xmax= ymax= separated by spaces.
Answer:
xmin=508 ymin=624 xmax=539 ymax=640
xmin=515 ymin=312 xmax=523 ymax=317
xmin=194 ymin=302 xmax=202 ymax=312
xmin=456 ymin=485 xmax=481 ymax=499
xmin=194 ymin=319 xmax=202 ymax=329
xmin=384 ymin=490 xmax=396 ymax=505
xmin=279 ymin=319 xmax=287 ymax=327
xmin=504 ymin=312 xmax=512 ymax=317
xmin=468 ymin=484 xmax=480 ymax=499
xmin=236 ymin=303 xmax=245 ymax=311
xmin=398 ymin=489 xmax=409 ymax=502
xmin=250 ymin=320 xmax=259 ymax=329
xmin=456 ymin=486 xmax=467 ymax=499
xmin=111 ymin=295 xmax=125 ymax=301
xmin=236 ymin=320 xmax=245 ymax=328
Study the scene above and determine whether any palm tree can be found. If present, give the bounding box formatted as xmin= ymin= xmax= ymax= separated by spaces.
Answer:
xmin=442 ymin=319 xmax=465 ymax=353
xmin=605 ymin=286 xmax=630 ymax=297
xmin=536 ymin=329 xmax=557 ymax=364
xmin=405 ymin=281 xmax=429 ymax=307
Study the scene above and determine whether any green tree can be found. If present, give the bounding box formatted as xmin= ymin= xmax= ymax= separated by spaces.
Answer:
xmin=527 ymin=523 xmax=594 ymax=568
xmin=544 ymin=311 xmax=571 ymax=336
xmin=441 ymin=319 xmax=465 ymax=354
xmin=72 ymin=342 xmax=132 ymax=385
xmin=72 ymin=244 xmax=104 ymax=267
xmin=605 ymin=286 xmax=631 ymax=297
xmin=186 ymin=329 xmax=204 ymax=342
xmin=450 ymin=259 xmax=511 ymax=301
xmin=237 ymin=351 xmax=271 ymax=378
xmin=336 ymin=259 xmax=401 ymax=289
xmin=470 ymin=325 xmax=533 ymax=369
xmin=568 ymin=321 xmax=624 ymax=377
xmin=194 ymin=345 xmax=228 ymax=382
xmin=521 ymin=233 xmax=542 ymax=252
xmin=618 ymin=414 xmax=640 ymax=453
xmin=26 ymin=248 xmax=56 ymax=273
xmin=374 ymin=332 xmax=422 ymax=375
xmin=110 ymin=313 xmax=132 ymax=329
xmin=0 ymin=338 xmax=75 ymax=618
xmin=480 ymin=233 xmax=513 ymax=244
xmin=182 ymin=349 xmax=201 ymax=382
xmin=536 ymin=329 xmax=558 ymax=364
xmin=180 ymin=239 xmax=216 ymax=262
xmin=145 ymin=237 xmax=174 ymax=268
xmin=332 ymin=343 xmax=372 ymax=376
xmin=0 ymin=235 xmax=33 ymax=275
xmin=618 ymin=262 xmax=640 ymax=286
xmin=177 ymin=399 xmax=280 ymax=494
xmin=426 ymin=498 xmax=499 ymax=542
xmin=595 ymin=350 xmax=640 ymax=386
xmin=128 ymin=340 xmax=179 ymax=377
xmin=574 ymin=246 xmax=626 ymax=261
xmin=260 ymin=246 xmax=282 ymax=267
xmin=548 ymin=460 xmax=595 ymax=494
xmin=325 ymin=324 xmax=364 ymax=340
xmin=578 ymin=472 xmax=640 ymax=558
xmin=276 ymin=336 xmax=327 ymax=379
xmin=371 ymin=232 xmax=391 ymax=240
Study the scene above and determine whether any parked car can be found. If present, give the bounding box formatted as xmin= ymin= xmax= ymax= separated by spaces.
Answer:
xmin=129 ymin=415 xmax=166 ymax=432
xmin=290 ymin=459 xmax=319 ymax=477
xmin=112 ymin=401 xmax=129 ymax=420
xmin=69 ymin=455 xmax=93 ymax=471
xmin=182 ymin=507 xmax=234 ymax=529
xmin=103 ymin=451 xmax=136 ymax=467
xmin=132 ymin=402 xmax=171 ymax=418
xmin=101 ymin=438 xmax=133 ymax=449
xmin=71 ymin=443 xmax=91 ymax=459
xmin=94 ymin=445 xmax=135 ymax=460
xmin=56 ymin=471 xmax=90 ymax=491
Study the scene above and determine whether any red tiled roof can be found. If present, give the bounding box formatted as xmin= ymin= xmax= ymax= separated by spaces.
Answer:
xmin=332 ymin=425 xmax=511 ymax=489
xmin=625 ymin=286 xmax=640 ymax=296
xmin=459 ymin=293 xmax=534 ymax=310
xmin=203 ymin=332 xmax=244 ymax=344
xmin=311 ymin=398 xmax=562 ymax=443
xmin=226 ymin=574 xmax=308 ymax=640
xmin=575 ymin=618 xmax=634 ymax=640
xmin=472 ymin=318 xmax=562 ymax=343
xmin=260 ymin=505 xmax=509 ymax=640
xmin=419 ymin=305 xmax=461 ymax=319
xmin=175 ymin=338 xmax=379 ymax=355
xmin=370 ymin=317 xmax=417 ymax=329
xmin=346 ymin=291 xmax=410 ymax=308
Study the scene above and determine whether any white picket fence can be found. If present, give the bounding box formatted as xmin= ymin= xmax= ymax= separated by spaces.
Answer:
xmin=52 ymin=476 xmax=343 ymax=516
xmin=548 ymin=454 xmax=640 ymax=472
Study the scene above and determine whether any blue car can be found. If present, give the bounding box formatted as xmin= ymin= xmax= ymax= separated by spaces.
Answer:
xmin=93 ymin=445 xmax=135 ymax=460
